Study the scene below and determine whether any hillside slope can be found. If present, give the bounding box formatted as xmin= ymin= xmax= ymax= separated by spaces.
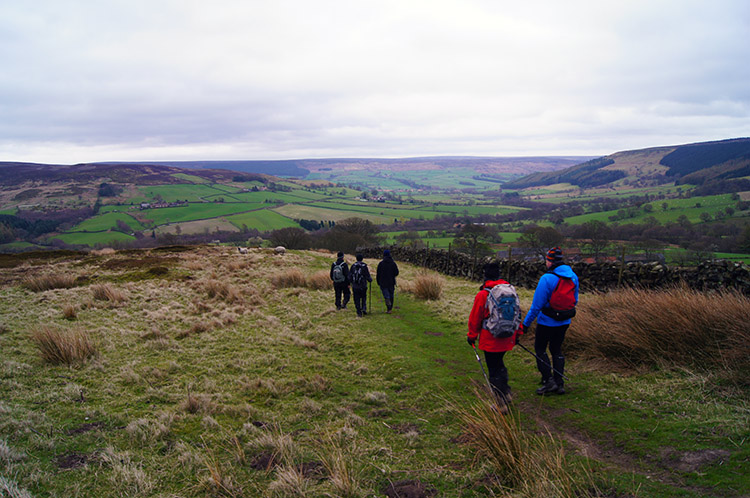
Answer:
xmin=503 ymin=137 xmax=750 ymax=190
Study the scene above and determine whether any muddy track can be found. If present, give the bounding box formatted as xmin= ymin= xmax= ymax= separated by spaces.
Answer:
xmin=517 ymin=400 xmax=726 ymax=498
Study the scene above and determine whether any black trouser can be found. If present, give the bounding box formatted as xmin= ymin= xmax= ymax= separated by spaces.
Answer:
xmin=352 ymin=286 xmax=367 ymax=314
xmin=334 ymin=282 xmax=350 ymax=308
xmin=534 ymin=323 xmax=568 ymax=385
xmin=484 ymin=351 xmax=510 ymax=397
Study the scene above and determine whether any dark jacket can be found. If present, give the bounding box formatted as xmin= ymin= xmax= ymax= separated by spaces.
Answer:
xmin=330 ymin=258 xmax=350 ymax=285
xmin=349 ymin=261 xmax=372 ymax=290
xmin=376 ymin=255 xmax=399 ymax=288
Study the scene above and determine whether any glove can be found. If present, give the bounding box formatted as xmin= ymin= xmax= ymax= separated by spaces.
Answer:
xmin=467 ymin=336 xmax=476 ymax=346
xmin=515 ymin=333 xmax=521 ymax=345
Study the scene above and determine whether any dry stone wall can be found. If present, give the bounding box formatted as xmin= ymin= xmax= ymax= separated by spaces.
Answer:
xmin=359 ymin=247 xmax=750 ymax=294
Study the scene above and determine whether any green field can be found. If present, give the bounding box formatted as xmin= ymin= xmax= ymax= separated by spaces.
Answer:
xmin=137 ymin=184 xmax=242 ymax=203
xmin=70 ymin=212 xmax=145 ymax=232
xmin=565 ymin=193 xmax=746 ymax=225
xmin=225 ymin=210 xmax=301 ymax=231
xmin=139 ymin=202 xmax=265 ymax=226
xmin=50 ymin=230 xmax=136 ymax=246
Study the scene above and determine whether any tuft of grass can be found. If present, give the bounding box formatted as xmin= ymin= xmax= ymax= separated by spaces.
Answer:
xmin=452 ymin=391 xmax=595 ymax=497
xmin=305 ymin=270 xmax=332 ymax=290
xmin=91 ymin=283 xmax=128 ymax=303
xmin=409 ymin=272 xmax=445 ymax=300
xmin=268 ymin=464 xmax=309 ymax=497
xmin=22 ymin=273 xmax=76 ymax=292
xmin=198 ymin=279 xmax=243 ymax=303
xmin=62 ymin=304 xmax=78 ymax=320
xmin=567 ymin=286 xmax=750 ymax=381
xmin=317 ymin=438 xmax=365 ymax=498
xmin=271 ymin=269 xmax=307 ymax=289
xmin=30 ymin=326 xmax=97 ymax=366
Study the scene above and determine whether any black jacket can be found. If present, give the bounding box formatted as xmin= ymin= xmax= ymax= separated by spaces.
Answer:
xmin=376 ymin=256 xmax=399 ymax=287
xmin=330 ymin=258 xmax=350 ymax=285
xmin=349 ymin=261 xmax=372 ymax=290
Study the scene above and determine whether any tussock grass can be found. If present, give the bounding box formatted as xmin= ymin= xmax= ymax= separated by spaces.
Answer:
xmin=305 ymin=270 xmax=332 ymax=290
xmin=30 ymin=326 xmax=97 ymax=366
xmin=0 ymin=475 xmax=33 ymax=498
xmin=91 ymin=283 xmax=128 ymax=303
xmin=198 ymin=279 xmax=243 ymax=303
xmin=62 ymin=304 xmax=77 ymax=320
xmin=22 ymin=273 xmax=76 ymax=292
xmin=271 ymin=269 xmax=307 ymax=288
xmin=409 ymin=272 xmax=445 ymax=300
xmin=317 ymin=438 xmax=366 ymax=498
xmin=568 ymin=286 xmax=750 ymax=380
xmin=453 ymin=391 xmax=595 ymax=497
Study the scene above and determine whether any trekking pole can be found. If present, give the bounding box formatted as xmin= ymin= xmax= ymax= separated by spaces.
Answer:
xmin=470 ymin=343 xmax=494 ymax=394
xmin=515 ymin=342 xmax=569 ymax=381
xmin=369 ymin=281 xmax=372 ymax=314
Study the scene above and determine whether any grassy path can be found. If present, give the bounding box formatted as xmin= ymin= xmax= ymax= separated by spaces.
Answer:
xmin=0 ymin=247 xmax=746 ymax=497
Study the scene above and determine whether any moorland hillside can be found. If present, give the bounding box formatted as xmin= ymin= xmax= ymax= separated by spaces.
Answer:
xmin=0 ymin=246 xmax=747 ymax=497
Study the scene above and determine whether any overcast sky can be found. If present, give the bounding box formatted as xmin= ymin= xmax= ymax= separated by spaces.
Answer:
xmin=1 ymin=0 xmax=749 ymax=164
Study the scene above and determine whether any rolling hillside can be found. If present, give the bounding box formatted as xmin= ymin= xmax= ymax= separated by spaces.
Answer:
xmin=503 ymin=137 xmax=750 ymax=190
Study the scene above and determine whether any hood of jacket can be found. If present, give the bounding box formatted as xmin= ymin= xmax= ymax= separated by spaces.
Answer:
xmin=548 ymin=264 xmax=575 ymax=279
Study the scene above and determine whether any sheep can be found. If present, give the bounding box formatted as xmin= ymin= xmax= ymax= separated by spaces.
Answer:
xmin=238 ymin=247 xmax=249 ymax=254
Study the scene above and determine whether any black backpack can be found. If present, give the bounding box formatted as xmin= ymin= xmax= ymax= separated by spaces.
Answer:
xmin=350 ymin=262 xmax=367 ymax=286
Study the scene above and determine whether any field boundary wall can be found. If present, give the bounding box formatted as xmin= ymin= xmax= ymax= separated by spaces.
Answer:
xmin=359 ymin=246 xmax=750 ymax=294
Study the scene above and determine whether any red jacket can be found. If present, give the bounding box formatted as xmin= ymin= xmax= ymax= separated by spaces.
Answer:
xmin=468 ymin=279 xmax=523 ymax=353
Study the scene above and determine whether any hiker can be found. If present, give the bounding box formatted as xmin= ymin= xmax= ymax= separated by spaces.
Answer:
xmin=467 ymin=262 xmax=523 ymax=405
xmin=349 ymin=253 xmax=373 ymax=317
xmin=376 ymin=249 xmax=399 ymax=313
xmin=522 ymin=247 xmax=579 ymax=395
xmin=330 ymin=251 xmax=351 ymax=310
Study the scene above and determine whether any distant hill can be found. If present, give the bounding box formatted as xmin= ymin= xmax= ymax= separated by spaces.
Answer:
xmin=503 ymin=137 xmax=750 ymax=190
xmin=96 ymin=156 xmax=594 ymax=178
xmin=0 ymin=162 xmax=268 ymax=187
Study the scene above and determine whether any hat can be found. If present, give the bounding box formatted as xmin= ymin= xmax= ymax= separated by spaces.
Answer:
xmin=383 ymin=249 xmax=391 ymax=257
xmin=483 ymin=262 xmax=500 ymax=280
xmin=546 ymin=247 xmax=563 ymax=262
xmin=337 ymin=251 xmax=344 ymax=258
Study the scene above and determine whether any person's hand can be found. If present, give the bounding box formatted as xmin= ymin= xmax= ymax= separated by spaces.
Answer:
xmin=467 ymin=336 xmax=475 ymax=346
xmin=515 ymin=333 xmax=521 ymax=345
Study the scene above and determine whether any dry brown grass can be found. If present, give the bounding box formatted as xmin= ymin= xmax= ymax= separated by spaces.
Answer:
xmin=22 ymin=274 xmax=76 ymax=292
xmin=305 ymin=270 xmax=332 ymax=290
xmin=409 ymin=272 xmax=445 ymax=300
xmin=567 ymin=286 xmax=750 ymax=379
xmin=30 ymin=326 xmax=97 ymax=366
xmin=199 ymin=279 xmax=243 ymax=303
xmin=271 ymin=269 xmax=307 ymax=289
xmin=62 ymin=304 xmax=78 ymax=320
xmin=91 ymin=283 xmax=128 ymax=303
xmin=453 ymin=391 xmax=594 ymax=497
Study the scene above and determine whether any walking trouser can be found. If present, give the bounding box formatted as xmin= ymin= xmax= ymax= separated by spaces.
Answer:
xmin=352 ymin=287 xmax=367 ymax=314
xmin=380 ymin=286 xmax=395 ymax=310
xmin=484 ymin=351 xmax=510 ymax=398
xmin=534 ymin=323 xmax=569 ymax=384
xmin=334 ymin=283 xmax=350 ymax=308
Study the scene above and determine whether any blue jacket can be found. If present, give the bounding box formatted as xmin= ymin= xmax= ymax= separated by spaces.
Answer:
xmin=523 ymin=264 xmax=579 ymax=328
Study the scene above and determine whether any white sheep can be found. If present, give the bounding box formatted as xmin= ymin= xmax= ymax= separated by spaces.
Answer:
xmin=238 ymin=247 xmax=249 ymax=254
xmin=274 ymin=246 xmax=286 ymax=255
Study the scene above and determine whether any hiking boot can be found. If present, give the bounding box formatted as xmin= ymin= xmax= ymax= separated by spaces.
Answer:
xmin=362 ymin=310 xmax=367 ymax=316
xmin=555 ymin=384 xmax=565 ymax=395
xmin=536 ymin=378 xmax=558 ymax=395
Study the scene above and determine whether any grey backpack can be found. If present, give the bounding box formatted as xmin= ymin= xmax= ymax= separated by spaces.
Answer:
xmin=332 ymin=262 xmax=346 ymax=283
xmin=483 ymin=283 xmax=521 ymax=338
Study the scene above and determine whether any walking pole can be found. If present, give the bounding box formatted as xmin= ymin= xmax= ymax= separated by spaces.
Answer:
xmin=515 ymin=342 xmax=569 ymax=381
xmin=369 ymin=281 xmax=372 ymax=314
xmin=470 ymin=343 xmax=494 ymax=394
